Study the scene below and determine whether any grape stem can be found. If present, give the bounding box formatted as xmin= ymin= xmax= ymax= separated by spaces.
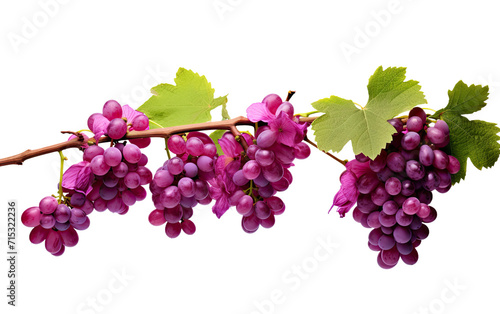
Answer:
xmin=57 ymin=151 xmax=66 ymax=204
xmin=304 ymin=136 xmax=347 ymax=166
xmin=0 ymin=116 xmax=316 ymax=167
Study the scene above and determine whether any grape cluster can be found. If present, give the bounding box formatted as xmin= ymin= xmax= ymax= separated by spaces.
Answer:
xmin=212 ymin=93 xmax=310 ymax=233
xmin=21 ymin=196 xmax=86 ymax=255
xmin=148 ymin=132 xmax=215 ymax=238
xmin=88 ymin=100 xmax=151 ymax=148
xmin=85 ymin=142 xmax=152 ymax=214
xmin=352 ymin=107 xmax=460 ymax=268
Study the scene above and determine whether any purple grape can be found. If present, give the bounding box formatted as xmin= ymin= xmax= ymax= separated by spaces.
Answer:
xmin=382 ymin=200 xmax=399 ymax=215
xmin=164 ymin=205 xmax=183 ymax=223
xmin=419 ymin=145 xmax=434 ymax=166
xmin=367 ymin=211 xmax=381 ymax=228
xmin=388 ymin=118 xmax=403 ymax=133
xmin=381 ymin=246 xmax=400 ymax=266
xmin=181 ymin=220 xmax=196 ymax=235
xmin=402 ymin=197 xmax=420 ymax=215
xmin=167 ymin=157 xmax=184 ymax=175
xmin=257 ymin=130 xmax=278 ymax=148
xmin=242 ymin=160 xmax=261 ymax=180
xmin=54 ymin=204 xmax=71 ymax=223
xmin=83 ymin=145 xmax=104 ymax=162
xmin=386 ymin=152 xmax=405 ymax=172
xmin=406 ymin=116 xmax=423 ymax=132
xmin=237 ymin=195 xmax=254 ymax=215
xmin=414 ymin=224 xmax=429 ymax=240
xmin=154 ymin=170 xmax=174 ymax=188
xmin=184 ymin=162 xmax=198 ymax=178
xmin=377 ymin=167 xmax=395 ymax=182
xmin=396 ymin=242 xmax=414 ymax=255
xmin=422 ymin=206 xmax=437 ymax=223
xmin=124 ymin=172 xmax=141 ymax=189
xmin=355 ymin=153 xmax=370 ymax=163
xmin=167 ymin=135 xmax=186 ymax=154
xmin=436 ymin=169 xmax=451 ymax=188
xmin=276 ymin=101 xmax=294 ymax=118
xmin=369 ymin=228 xmax=384 ymax=245
xmin=423 ymin=170 xmax=440 ymax=191
xmin=233 ymin=170 xmax=249 ymax=186
xmin=260 ymin=215 xmax=276 ymax=229
xmin=39 ymin=196 xmax=58 ymax=214
xmin=165 ymin=222 xmax=182 ymax=238
xmin=255 ymin=149 xmax=275 ymax=167
xmin=104 ymin=147 xmax=122 ymax=167
xmin=107 ymin=118 xmax=127 ymax=140
xmin=102 ymin=100 xmax=122 ymax=120
xmin=294 ymin=142 xmax=311 ymax=159
xmin=371 ymin=185 xmax=390 ymax=206
xmin=379 ymin=211 xmax=397 ymax=227
xmin=357 ymin=194 xmax=378 ymax=213
xmin=122 ymin=144 xmax=141 ymax=164
xmin=395 ymin=209 xmax=413 ymax=226
xmin=401 ymin=131 xmax=421 ymax=151
xmin=417 ymin=189 xmax=433 ymax=204
xmin=186 ymin=137 xmax=204 ymax=156
xmin=401 ymin=180 xmax=415 ymax=196
xmin=197 ymin=156 xmax=214 ymax=172
xmin=132 ymin=115 xmax=149 ymax=131
xmin=194 ymin=180 xmax=209 ymax=200
xmin=393 ymin=226 xmax=412 ymax=243
xmin=426 ymin=127 xmax=445 ymax=145
xmin=434 ymin=120 xmax=449 ymax=135
xmin=178 ymin=177 xmax=196 ymax=197
xmin=242 ymin=215 xmax=260 ymax=233
xmin=22 ymin=207 xmax=41 ymax=227
xmin=409 ymin=107 xmax=427 ymax=122
xmin=378 ymin=235 xmax=396 ymax=250
xmin=417 ymin=204 xmax=431 ymax=219
xmin=40 ymin=214 xmax=56 ymax=229
xmin=254 ymin=201 xmax=271 ymax=219
xmin=447 ymin=155 xmax=460 ymax=174
xmin=406 ymin=160 xmax=425 ymax=180
xmin=246 ymin=144 xmax=259 ymax=160
xmin=100 ymin=185 xmax=118 ymax=201
xmin=385 ymin=177 xmax=402 ymax=195
xmin=262 ymin=162 xmax=284 ymax=183
xmin=263 ymin=94 xmax=282 ymax=114
xmin=161 ymin=186 xmax=182 ymax=208
xmin=356 ymin=172 xmax=379 ymax=194
xmin=369 ymin=150 xmax=387 ymax=173
xmin=112 ymin=162 xmax=129 ymax=178
xmin=432 ymin=150 xmax=449 ymax=170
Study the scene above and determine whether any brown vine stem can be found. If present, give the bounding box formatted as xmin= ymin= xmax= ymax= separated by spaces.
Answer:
xmin=0 ymin=116 xmax=322 ymax=167
xmin=304 ymin=136 xmax=347 ymax=166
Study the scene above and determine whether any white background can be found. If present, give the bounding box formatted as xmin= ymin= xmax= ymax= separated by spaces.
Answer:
xmin=1 ymin=1 xmax=499 ymax=314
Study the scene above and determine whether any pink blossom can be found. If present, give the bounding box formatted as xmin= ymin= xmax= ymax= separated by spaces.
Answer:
xmin=62 ymin=161 xmax=94 ymax=195
xmin=246 ymin=102 xmax=276 ymax=123
xmin=269 ymin=112 xmax=300 ymax=147
xmin=330 ymin=160 xmax=372 ymax=217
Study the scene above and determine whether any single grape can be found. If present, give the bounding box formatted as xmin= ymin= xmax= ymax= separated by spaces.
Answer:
xmin=39 ymin=196 xmax=58 ymax=214
xmin=186 ymin=137 xmax=204 ymax=156
xmin=406 ymin=116 xmax=423 ymax=132
xmin=107 ymin=118 xmax=127 ymax=140
xmin=167 ymin=135 xmax=186 ymax=154
xmin=262 ymin=94 xmax=282 ymax=114
xmin=132 ymin=115 xmax=149 ymax=131
xmin=102 ymin=100 xmax=122 ymax=120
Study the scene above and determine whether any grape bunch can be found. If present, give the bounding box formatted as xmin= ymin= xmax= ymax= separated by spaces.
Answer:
xmin=350 ymin=107 xmax=460 ymax=268
xmin=210 ymin=93 xmax=310 ymax=233
xmin=85 ymin=142 xmax=151 ymax=214
xmin=21 ymin=195 xmax=86 ymax=256
xmin=148 ymin=132 xmax=215 ymax=238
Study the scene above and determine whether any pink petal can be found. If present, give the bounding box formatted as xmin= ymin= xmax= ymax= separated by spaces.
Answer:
xmin=246 ymin=102 xmax=276 ymax=123
xmin=122 ymin=105 xmax=141 ymax=122
xmin=62 ymin=161 xmax=94 ymax=194
xmin=212 ymin=195 xmax=231 ymax=218
xmin=269 ymin=112 xmax=298 ymax=147
xmin=346 ymin=160 xmax=372 ymax=178
xmin=219 ymin=132 xmax=242 ymax=158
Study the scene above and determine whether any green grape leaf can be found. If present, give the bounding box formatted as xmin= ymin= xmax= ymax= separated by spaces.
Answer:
xmin=432 ymin=81 xmax=499 ymax=184
xmin=221 ymin=100 xmax=230 ymax=120
xmin=432 ymin=81 xmax=489 ymax=118
xmin=138 ymin=68 xmax=228 ymax=128
xmin=209 ymin=129 xmax=226 ymax=155
xmin=312 ymin=66 xmax=427 ymax=159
